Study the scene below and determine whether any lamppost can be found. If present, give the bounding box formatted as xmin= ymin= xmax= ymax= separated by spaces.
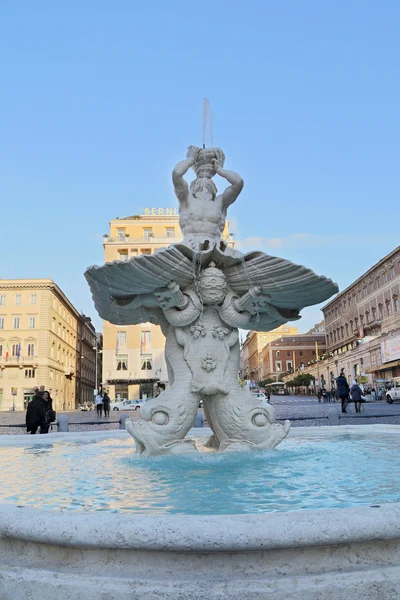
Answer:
xmin=93 ymin=345 xmax=102 ymax=393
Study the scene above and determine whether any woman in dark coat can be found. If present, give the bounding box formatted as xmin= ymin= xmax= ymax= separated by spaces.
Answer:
xmin=102 ymin=393 xmax=111 ymax=417
xmin=336 ymin=370 xmax=350 ymax=414
xmin=350 ymin=380 xmax=363 ymax=413
xmin=26 ymin=392 xmax=47 ymax=434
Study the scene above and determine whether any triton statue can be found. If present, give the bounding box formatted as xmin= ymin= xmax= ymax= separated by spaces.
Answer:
xmin=85 ymin=146 xmax=338 ymax=455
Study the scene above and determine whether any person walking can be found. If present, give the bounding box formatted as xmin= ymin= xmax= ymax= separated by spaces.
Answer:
xmin=26 ymin=389 xmax=47 ymax=434
xmin=336 ymin=370 xmax=350 ymax=413
xmin=40 ymin=391 xmax=56 ymax=434
xmin=350 ymin=379 xmax=363 ymax=413
xmin=95 ymin=393 xmax=103 ymax=418
xmin=102 ymin=392 xmax=111 ymax=417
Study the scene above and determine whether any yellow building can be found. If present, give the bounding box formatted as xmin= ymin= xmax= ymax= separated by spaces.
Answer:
xmin=242 ymin=325 xmax=299 ymax=383
xmin=102 ymin=208 xmax=234 ymax=400
xmin=0 ymin=279 xmax=96 ymax=411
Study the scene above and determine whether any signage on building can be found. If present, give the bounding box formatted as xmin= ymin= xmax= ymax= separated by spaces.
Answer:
xmin=11 ymin=387 xmax=17 ymax=396
xmin=143 ymin=208 xmax=178 ymax=216
xmin=381 ymin=335 xmax=400 ymax=364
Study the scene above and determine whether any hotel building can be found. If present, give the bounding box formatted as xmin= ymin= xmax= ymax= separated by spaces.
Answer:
xmin=0 ymin=279 xmax=97 ymax=411
xmin=102 ymin=208 xmax=234 ymax=400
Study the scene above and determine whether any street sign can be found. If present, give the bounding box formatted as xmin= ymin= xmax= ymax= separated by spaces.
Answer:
xmin=11 ymin=387 xmax=17 ymax=396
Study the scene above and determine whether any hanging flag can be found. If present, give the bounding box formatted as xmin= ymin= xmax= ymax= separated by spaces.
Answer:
xmin=17 ymin=343 xmax=21 ymax=358
xmin=5 ymin=343 xmax=9 ymax=359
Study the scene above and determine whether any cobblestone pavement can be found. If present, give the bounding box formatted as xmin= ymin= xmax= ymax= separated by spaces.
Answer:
xmin=1 ymin=397 xmax=400 ymax=435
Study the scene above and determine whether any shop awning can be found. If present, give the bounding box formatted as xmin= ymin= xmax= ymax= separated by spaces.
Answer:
xmin=365 ymin=360 xmax=400 ymax=374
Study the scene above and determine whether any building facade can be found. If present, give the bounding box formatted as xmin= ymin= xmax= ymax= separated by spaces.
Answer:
xmin=76 ymin=316 xmax=98 ymax=408
xmin=279 ymin=246 xmax=400 ymax=392
xmin=0 ymin=279 xmax=97 ymax=411
xmin=241 ymin=325 xmax=299 ymax=382
xmin=102 ymin=209 xmax=234 ymax=400
xmin=322 ymin=245 xmax=400 ymax=384
xmin=261 ymin=333 xmax=326 ymax=381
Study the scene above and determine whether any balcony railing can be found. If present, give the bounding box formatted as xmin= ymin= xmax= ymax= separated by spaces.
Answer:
xmin=0 ymin=355 xmax=37 ymax=365
xmin=104 ymin=235 xmax=182 ymax=244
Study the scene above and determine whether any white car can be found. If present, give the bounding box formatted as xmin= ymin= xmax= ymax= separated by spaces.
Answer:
xmin=112 ymin=399 xmax=146 ymax=411
xmin=252 ymin=392 xmax=267 ymax=402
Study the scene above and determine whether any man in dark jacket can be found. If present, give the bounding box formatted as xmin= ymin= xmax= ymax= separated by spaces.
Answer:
xmin=336 ymin=370 xmax=350 ymax=413
xmin=26 ymin=391 xmax=47 ymax=434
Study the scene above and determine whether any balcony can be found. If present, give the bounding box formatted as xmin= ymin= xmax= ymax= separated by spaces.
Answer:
xmin=104 ymin=235 xmax=182 ymax=244
xmin=0 ymin=356 xmax=38 ymax=366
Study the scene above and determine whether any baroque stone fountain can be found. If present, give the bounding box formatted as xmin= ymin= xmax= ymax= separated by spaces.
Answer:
xmin=85 ymin=145 xmax=338 ymax=455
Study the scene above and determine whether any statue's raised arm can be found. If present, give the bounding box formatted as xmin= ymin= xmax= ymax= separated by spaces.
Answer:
xmin=172 ymin=146 xmax=199 ymax=206
xmin=213 ymin=159 xmax=244 ymax=209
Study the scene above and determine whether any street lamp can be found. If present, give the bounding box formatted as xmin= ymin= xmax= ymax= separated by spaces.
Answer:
xmin=93 ymin=345 xmax=103 ymax=393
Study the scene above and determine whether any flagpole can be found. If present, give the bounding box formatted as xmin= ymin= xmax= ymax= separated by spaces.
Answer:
xmin=316 ymin=341 xmax=320 ymax=390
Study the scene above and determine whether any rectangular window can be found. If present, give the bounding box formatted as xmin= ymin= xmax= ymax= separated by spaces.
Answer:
xmin=143 ymin=228 xmax=153 ymax=240
xmin=27 ymin=343 xmax=35 ymax=356
xmin=117 ymin=331 xmax=127 ymax=347
xmin=276 ymin=361 xmax=282 ymax=371
xmin=369 ymin=282 xmax=374 ymax=293
xmin=0 ymin=318 xmax=4 ymax=329
xmin=0 ymin=344 xmax=2 ymax=356
xmin=286 ymin=361 xmax=293 ymax=371
xmin=141 ymin=356 xmax=153 ymax=370
xmin=131 ymin=249 xmax=138 ymax=256
xmin=11 ymin=343 xmax=19 ymax=357
xmin=383 ymin=272 xmax=388 ymax=284
xmin=116 ymin=355 xmax=128 ymax=371
xmin=276 ymin=351 xmax=280 ymax=357
xmin=15 ymin=294 xmax=21 ymax=305
xmin=29 ymin=317 xmax=36 ymax=329
xmin=299 ymin=351 xmax=303 ymax=356
xmin=118 ymin=251 xmax=128 ymax=261
xmin=394 ymin=297 xmax=399 ymax=312
xmin=376 ymin=276 xmax=380 ymax=287
xmin=391 ymin=267 xmax=395 ymax=279
xmin=30 ymin=294 xmax=36 ymax=305
xmin=141 ymin=248 xmax=151 ymax=255
xmin=287 ymin=351 xmax=291 ymax=356
xmin=13 ymin=317 xmax=20 ymax=329
xmin=0 ymin=295 xmax=6 ymax=306
xmin=140 ymin=330 xmax=151 ymax=353
xmin=166 ymin=227 xmax=175 ymax=238
xmin=117 ymin=228 xmax=126 ymax=241
xmin=25 ymin=369 xmax=36 ymax=378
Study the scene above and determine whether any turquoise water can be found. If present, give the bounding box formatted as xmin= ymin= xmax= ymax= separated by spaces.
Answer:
xmin=0 ymin=434 xmax=399 ymax=514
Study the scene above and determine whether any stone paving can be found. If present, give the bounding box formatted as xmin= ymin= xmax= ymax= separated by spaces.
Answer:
xmin=1 ymin=396 xmax=400 ymax=435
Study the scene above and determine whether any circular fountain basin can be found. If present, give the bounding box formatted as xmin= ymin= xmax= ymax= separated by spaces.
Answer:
xmin=1 ymin=425 xmax=400 ymax=599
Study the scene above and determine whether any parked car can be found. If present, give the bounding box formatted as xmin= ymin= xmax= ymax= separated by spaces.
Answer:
xmin=252 ymin=392 xmax=268 ymax=402
xmin=386 ymin=378 xmax=400 ymax=404
xmin=112 ymin=399 xmax=146 ymax=411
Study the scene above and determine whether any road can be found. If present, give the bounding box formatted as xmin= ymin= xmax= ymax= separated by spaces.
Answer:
xmin=1 ymin=396 xmax=400 ymax=435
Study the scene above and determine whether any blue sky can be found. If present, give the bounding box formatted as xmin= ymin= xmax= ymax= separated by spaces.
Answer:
xmin=1 ymin=1 xmax=399 ymax=331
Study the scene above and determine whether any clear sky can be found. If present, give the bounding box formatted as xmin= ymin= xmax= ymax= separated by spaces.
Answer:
xmin=1 ymin=1 xmax=399 ymax=332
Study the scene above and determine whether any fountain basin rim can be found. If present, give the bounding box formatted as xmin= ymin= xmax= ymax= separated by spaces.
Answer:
xmin=1 ymin=500 xmax=400 ymax=553
xmin=1 ymin=424 xmax=400 ymax=553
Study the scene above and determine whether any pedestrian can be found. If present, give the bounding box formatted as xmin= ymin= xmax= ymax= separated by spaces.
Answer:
xmin=350 ymin=379 xmax=364 ymax=413
xmin=336 ymin=370 xmax=350 ymax=414
xmin=194 ymin=411 xmax=204 ymax=427
xmin=40 ymin=391 xmax=56 ymax=434
xmin=95 ymin=392 xmax=103 ymax=418
xmin=103 ymin=392 xmax=111 ymax=417
xmin=26 ymin=389 xmax=47 ymax=434
xmin=371 ymin=388 xmax=376 ymax=402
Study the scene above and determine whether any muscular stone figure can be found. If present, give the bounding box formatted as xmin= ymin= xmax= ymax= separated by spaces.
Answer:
xmin=172 ymin=146 xmax=244 ymax=251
